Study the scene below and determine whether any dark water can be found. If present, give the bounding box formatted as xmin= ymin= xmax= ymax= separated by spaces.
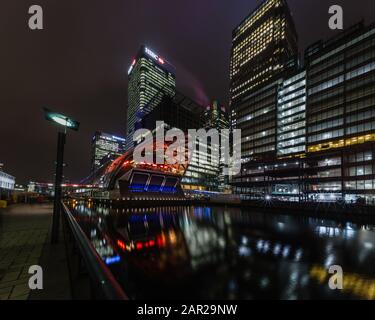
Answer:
xmin=70 ymin=201 xmax=375 ymax=300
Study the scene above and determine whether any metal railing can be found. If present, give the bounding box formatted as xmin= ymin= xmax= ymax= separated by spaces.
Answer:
xmin=61 ymin=202 xmax=128 ymax=300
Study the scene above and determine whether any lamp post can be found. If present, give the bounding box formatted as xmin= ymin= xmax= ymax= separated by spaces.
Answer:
xmin=43 ymin=108 xmax=80 ymax=244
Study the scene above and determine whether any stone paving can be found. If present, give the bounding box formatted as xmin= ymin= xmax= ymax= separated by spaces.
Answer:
xmin=0 ymin=204 xmax=51 ymax=300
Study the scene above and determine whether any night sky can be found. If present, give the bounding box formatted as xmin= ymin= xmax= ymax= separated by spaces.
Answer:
xmin=1 ymin=0 xmax=374 ymax=184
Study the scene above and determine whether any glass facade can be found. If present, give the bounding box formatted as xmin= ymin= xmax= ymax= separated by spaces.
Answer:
xmin=91 ymin=132 xmax=126 ymax=173
xmin=277 ymin=71 xmax=306 ymax=156
xmin=127 ymin=46 xmax=176 ymax=149
xmin=230 ymin=0 xmax=298 ymax=105
xmin=201 ymin=101 xmax=230 ymax=191
xmin=231 ymin=20 xmax=375 ymax=204
xmin=306 ymin=23 xmax=375 ymax=153
xmin=0 ymin=171 xmax=15 ymax=191
xmin=140 ymin=93 xmax=220 ymax=192
xmin=230 ymin=0 xmax=298 ymax=163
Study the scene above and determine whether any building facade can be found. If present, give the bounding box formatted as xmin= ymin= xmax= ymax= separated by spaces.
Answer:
xmin=230 ymin=0 xmax=298 ymax=105
xmin=91 ymin=132 xmax=126 ymax=173
xmin=0 ymin=165 xmax=15 ymax=199
xmin=277 ymin=70 xmax=306 ymax=157
xmin=230 ymin=0 xmax=298 ymax=164
xmin=304 ymin=22 xmax=375 ymax=204
xmin=140 ymin=93 xmax=220 ymax=192
xmin=127 ymin=46 xmax=176 ymax=149
xmin=231 ymin=21 xmax=375 ymax=205
xmin=202 ymin=101 xmax=230 ymax=191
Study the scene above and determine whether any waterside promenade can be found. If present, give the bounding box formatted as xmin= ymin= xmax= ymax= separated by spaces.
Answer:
xmin=0 ymin=204 xmax=70 ymax=300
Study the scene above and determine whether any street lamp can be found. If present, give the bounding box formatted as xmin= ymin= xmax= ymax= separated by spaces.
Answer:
xmin=43 ymin=108 xmax=80 ymax=244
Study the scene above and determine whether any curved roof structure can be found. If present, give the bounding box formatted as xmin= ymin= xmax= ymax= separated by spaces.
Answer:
xmin=92 ymin=141 xmax=189 ymax=195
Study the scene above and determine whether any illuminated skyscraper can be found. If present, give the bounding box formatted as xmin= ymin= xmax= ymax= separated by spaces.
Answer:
xmin=202 ymin=101 xmax=230 ymax=191
xmin=126 ymin=45 xmax=176 ymax=149
xmin=230 ymin=0 xmax=298 ymax=162
xmin=91 ymin=132 xmax=126 ymax=173
xmin=202 ymin=101 xmax=229 ymax=132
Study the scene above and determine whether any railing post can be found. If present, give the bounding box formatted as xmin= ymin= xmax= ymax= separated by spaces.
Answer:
xmin=51 ymin=132 xmax=66 ymax=244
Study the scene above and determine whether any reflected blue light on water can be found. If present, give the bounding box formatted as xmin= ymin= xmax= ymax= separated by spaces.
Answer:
xmin=69 ymin=202 xmax=375 ymax=300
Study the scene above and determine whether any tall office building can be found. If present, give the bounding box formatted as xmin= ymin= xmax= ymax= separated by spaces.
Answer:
xmin=202 ymin=101 xmax=230 ymax=191
xmin=127 ymin=45 xmax=176 ymax=149
xmin=230 ymin=0 xmax=298 ymax=162
xmin=91 ymin=132 xmax=126 ymax=173
xmin=232 ymin=21 xmax=375 ymax=205
xmin=202 ymin=101 xmax=229 ymax=131
xmin=305 ymin=23 xmax=375 ymax=154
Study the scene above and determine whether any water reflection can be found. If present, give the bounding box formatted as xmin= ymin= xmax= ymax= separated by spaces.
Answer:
xmin=70 ymin=201 xmax=375 ymax=300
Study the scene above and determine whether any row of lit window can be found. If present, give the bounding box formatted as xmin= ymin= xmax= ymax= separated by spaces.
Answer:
xmin=310 ymin=27 xmax=375 ymax=66
xmin=308 ymin=133 xmax=375 ymax=153
xmin=233 ymin=0 xmax=280 ymax=41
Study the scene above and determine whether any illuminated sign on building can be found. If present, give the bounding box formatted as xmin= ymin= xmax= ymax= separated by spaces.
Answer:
xmin=145 ymin=47 xmax=165 ymax=65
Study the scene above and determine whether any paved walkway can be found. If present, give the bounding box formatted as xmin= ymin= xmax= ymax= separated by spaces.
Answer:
xmin=0 ymin=204 xmax=71 ymax=300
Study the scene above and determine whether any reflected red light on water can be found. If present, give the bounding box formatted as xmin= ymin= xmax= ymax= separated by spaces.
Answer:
xmin=156 ymin=234 xmax=166 ymax=248
xmin=117 ymin=240 xmax=126 ymax=251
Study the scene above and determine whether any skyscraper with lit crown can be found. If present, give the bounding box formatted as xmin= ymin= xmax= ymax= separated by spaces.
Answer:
xmin=126 ymin=45 xmax=176 ymax=149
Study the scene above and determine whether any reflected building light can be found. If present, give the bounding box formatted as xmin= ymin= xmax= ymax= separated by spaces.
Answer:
xmin=241 ymin=236 xmax=248 ymax=245
xmin=364 ymin=242 xmax=374 ymax=250
xmin=324 ymin=254 xmax=335 ymax=268
xmin=290 ymin=271 xmax=299 ymax=282
xmin=300 ymin=275 xmax=309 ymax=287
xmin=310 ymin=265 xmax=375 ymax=300
xmin=239 ymin=246 xmax=251 ymax=257
xmin=278 ymin=222 xmax=285 ymax=230
xmin=257 ymin=240 xmax=264 ymax=251
xmin=263 ymin=241 xmax=270 ymax=253
xmin=105 ymin=255 xmax=121 ymax=265
xmin=260 ymin=278 xmax=270 ymax=289
xmin=295 ymin=249 xmax=303 ymax=261
xmin=282 ymin=246 xmax=291 ymax=258
xmin=273 ymin=243 xmax=282 ymax=256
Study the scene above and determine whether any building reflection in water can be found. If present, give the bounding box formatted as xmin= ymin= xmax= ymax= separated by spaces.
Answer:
xmin=69 ymin=201 xmax=375 ymax=300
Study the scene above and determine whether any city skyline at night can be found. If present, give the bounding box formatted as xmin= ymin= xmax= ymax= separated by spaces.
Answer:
xmin=2 ymin=0 xmax=375 ymax=305
xmin=1 ymin=0 xmax=374 ymax=184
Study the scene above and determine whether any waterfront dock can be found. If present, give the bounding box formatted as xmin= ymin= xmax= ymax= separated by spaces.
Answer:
xmin=0 ymin=204 xmax=70 ymax=300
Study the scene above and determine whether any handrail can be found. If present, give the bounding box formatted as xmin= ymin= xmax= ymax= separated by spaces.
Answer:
xmin=61 ymin=202 xmax=128 ymax=300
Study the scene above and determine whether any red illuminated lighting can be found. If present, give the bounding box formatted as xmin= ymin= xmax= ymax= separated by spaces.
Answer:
xmin=149 ymin=240 xmax=155 ymax=247
xmin=158 ymin=58 xmax=165 ymax=64
xmin=156 ymin=235 xmax=166 ymax=248
xmin=136 ymin=243 xmax=143 ymax=250
xmin=132 ymin=59 xmax=136 ymax=66
xmin=117 ymin=240 xmax=126 ymax=251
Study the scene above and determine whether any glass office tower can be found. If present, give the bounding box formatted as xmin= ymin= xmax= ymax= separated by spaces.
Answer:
xmin=230 ymin=0 xmax=298 ymax=163
xmin=127 ymin=46 xmax=176 ymax=149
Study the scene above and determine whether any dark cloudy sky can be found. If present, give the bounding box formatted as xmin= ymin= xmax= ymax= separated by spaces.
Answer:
xmin=0 ymin=0 xmax=374 ymax=184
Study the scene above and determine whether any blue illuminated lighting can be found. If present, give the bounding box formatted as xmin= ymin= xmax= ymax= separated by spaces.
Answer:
xmin=161 ymin=186 xmax=177 ymax=193
xmin=112 ymin=135 xmax=126 ymax=142
xmin=105 ymin=255 xmax=121 ymax=265
xmin=147 ymin=185 xmax=162 ymax=192
xmin=129 ymin=184 xmax=146 ymax=192
xmin=129 ymin=184 xmax=177 ymax=194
